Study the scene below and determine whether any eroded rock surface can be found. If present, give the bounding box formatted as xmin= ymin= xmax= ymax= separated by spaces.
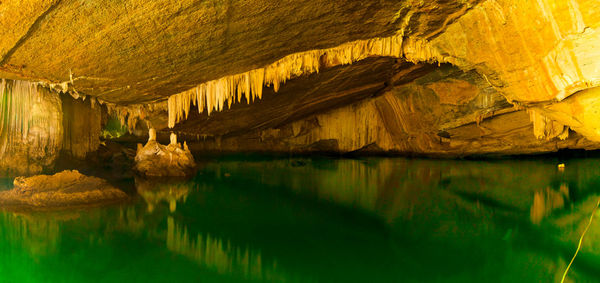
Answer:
xmin=135 ymin=129 xmax=196 ymax=177
xmin=0 ymin=170 xmax=127 ymax=208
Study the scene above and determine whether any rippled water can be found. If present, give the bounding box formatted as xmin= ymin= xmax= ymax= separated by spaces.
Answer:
xmin=1 ymin=156 xmax=600 ymax=282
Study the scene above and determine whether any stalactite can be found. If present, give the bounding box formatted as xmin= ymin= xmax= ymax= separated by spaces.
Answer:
xmin=528 ymin=109 xmax=569 ymax=140
xmin=166 ymin=34 xmax=407 ymax=128
xmin=106 ymin=101 xmax=168 ymax=133
xmin=0 ymin=79 xmax=65 ymax=175
xmin=0 ymin=79 xmax=62 ymax=157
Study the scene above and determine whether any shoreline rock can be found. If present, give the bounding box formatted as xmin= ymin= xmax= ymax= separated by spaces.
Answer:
xmin=0 ymin=170 xmax=128 ymax=208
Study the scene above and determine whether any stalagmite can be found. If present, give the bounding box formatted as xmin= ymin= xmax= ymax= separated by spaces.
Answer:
xmin=148 ymin=128 xmax=157 ymax=141
xmin=166 ymin=34 xmax=405 ymax=128
xmin=135 ymin=129 xmax=196 ymax=177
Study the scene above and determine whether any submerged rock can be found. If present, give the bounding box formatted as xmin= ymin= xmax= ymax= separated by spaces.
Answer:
xmin=135 ymin=129 xmax=196 ymax=177
xmin=0 ymin=170 xmax=127 ymax=208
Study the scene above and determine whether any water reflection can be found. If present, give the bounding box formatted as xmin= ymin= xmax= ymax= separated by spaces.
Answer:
xmin=530 ymin=184 xmax=569 ymax=224
xmin=201 ymin=158 xmax=591 ymax=224
xmin=197 ymin=157 xmax=600 ymax=281
xmin=166 ymin=216 xmax=285 ymax=282
xmin=1 ymin=157 xmax=600 ymax=282
xmin=135 ymin=177 xmax=191 ymax=213
xmin=0 ymin=213 xmax=60 ymax=256
xmin=137 ymin=177 xmax=289 ymax=281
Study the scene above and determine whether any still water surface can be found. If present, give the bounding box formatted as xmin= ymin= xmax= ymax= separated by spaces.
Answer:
xmin=1 ymin=156 xmax=600 ymax=282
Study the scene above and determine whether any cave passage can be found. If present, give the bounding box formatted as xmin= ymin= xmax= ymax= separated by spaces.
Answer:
xmin=2 ymin=0 xmax=600 ymax=282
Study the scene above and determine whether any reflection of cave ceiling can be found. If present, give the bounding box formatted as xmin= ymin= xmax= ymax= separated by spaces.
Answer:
xmin=2 ymin=0 xmax=600 ymax=155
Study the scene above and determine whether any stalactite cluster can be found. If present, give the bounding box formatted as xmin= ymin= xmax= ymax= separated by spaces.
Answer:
xmin=167 ymin=34 xmax=407 ymax=128
xmin=528 ymin=109 xmax=569 ymax=141
xmin=0 ymin=79 xmax=62 ymax=158
xmin=0 ymin=78 xmax=106 ymax=174
xmin=105 ymin=101 xmax=167 ymax=133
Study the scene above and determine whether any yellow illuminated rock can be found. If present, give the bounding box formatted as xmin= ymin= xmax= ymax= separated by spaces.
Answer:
xmin=2 ymin=0 xmax=600 ymax=156
xmin=134 ymin=129 xmax=196 ymax=177
xmin=0 ymin=170 xmax=127 ymax=208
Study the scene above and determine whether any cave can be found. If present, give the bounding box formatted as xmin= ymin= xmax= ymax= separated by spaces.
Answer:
xmin=1 ymin=0 xmax=600 ymax=282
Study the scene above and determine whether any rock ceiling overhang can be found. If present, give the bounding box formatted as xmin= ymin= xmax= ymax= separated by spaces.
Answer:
xmin=0 ymin=0 xmax=477 ymax=103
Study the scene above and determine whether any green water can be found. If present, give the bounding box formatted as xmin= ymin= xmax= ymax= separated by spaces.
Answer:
xmin=1 ymin=157 xmax=600 ymax=282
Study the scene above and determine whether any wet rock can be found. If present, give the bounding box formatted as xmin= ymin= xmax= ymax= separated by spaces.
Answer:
xmin=0 ymin=170 xmax=127 ymax=208
xmin=134 ymin=129 xmax=196 ymax=177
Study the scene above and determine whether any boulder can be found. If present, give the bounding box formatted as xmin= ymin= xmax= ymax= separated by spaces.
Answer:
xmin=0 ymin=170 xmax=127 ymax=208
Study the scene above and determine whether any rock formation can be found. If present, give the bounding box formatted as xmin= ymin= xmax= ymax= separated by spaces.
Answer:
xmin=0 ymin=170 xmax=127 ymax=208
xmin=0 ymin=79 xmax=102 ymax=176
xmin=134 ymin=129 xmax=196 ymax=177
xmin=0 ymin=79 xmax=62 ymax=175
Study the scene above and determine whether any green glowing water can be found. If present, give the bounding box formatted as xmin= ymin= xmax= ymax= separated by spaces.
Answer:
xmin=1 ymin=156 xmax=600 ymax=282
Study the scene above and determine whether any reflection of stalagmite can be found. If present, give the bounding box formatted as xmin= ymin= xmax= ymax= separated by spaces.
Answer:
xmin=530 ymin=184 xmax=569 ymax=224
xmin=166 ymin=217 xmax=285 ymax=281
xmin=134 ymin=129 xmax=196 ymax=177
xmin=135 ymin=177 xmax=191 ymax=213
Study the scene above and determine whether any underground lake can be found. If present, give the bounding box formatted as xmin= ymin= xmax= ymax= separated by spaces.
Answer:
xmin=1 ymin=155 xmax=599 ymax=282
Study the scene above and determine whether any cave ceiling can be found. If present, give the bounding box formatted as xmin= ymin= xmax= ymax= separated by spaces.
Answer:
xmin=0 ymin=0 xmax=477 ymax=103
